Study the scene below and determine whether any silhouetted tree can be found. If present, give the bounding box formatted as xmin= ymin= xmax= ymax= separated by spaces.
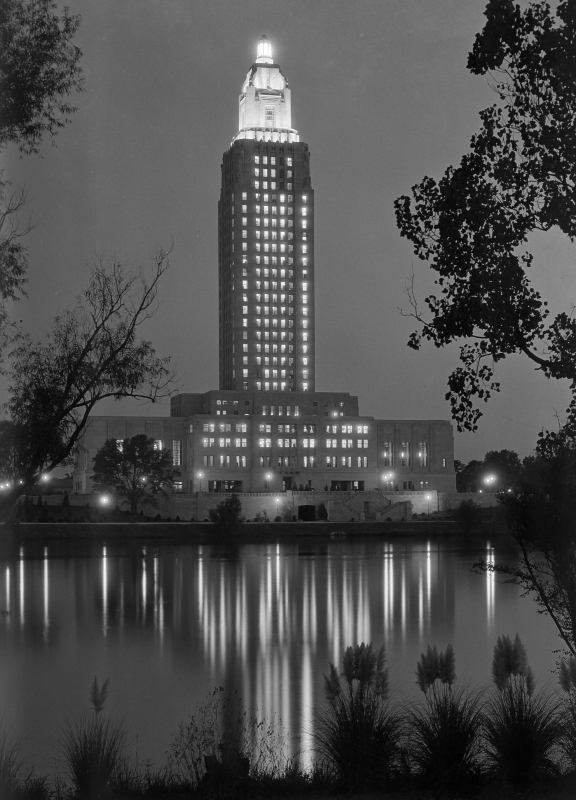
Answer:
xmin=92 ymin=435 xmax=178 ymax=516
xmin=208 ymin=494 xmax=244 ymax=534
xmin=395 ymin=1 xmax=576 ymax=431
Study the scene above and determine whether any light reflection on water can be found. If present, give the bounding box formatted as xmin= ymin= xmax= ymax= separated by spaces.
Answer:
xmin=0 ymin=536 xmax=558 ymax=774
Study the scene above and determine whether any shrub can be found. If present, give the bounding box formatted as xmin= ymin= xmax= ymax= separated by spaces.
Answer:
xmin=60 ymin=678 xmax=127 ymax=800
xmin=483 ymin=634 xmax=563 ymax=786
xmin=314 ymin=642 xmax=404 ymax=792
xmin=409 ymin=644 xmax=483 ymax=787
xmin=168 ymin=687 xmax=291 ymax=793
xmin=208 ymin=494 xmax=244 ymax=533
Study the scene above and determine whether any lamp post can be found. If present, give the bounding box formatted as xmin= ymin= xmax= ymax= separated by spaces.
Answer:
xmin=197 ymin=471 xmax=203 ymax=493
xmin=275 ymin=497 xmax=280 ymax=519
xmin=382 ymin=472 xmax=394 ymax=491
xmin=265 ymin=472 xmax=272 ymax=491
xmin=484 ymin=474 xmax=497 ymax=491
xmin=426 ymin=493 xmax=431 ymax=519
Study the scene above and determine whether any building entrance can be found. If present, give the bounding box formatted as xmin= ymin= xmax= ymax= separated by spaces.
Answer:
xmin=330 ymin=480 xmax=365 ymax=492
xmin=298 ymin=504 xmax=316 ymax=521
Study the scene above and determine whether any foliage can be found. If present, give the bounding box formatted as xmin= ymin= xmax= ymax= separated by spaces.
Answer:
xmin=0 ymin=182 xmax=29 ymax=359
xmin=168 ymin=687 xmax=292 ymax=792
xmin=415 ymin=643 xmax=456 ymax=693
xmin=92 ymin=434 xmax=177 ymax=516
xmin=0 ymin=252 xmax=174 ymax=516
xmin=208 ymin=494 xmax=244 ymax=534
xmin=0 ymin=0 xmax=83 ymax=155
xmin=453 ymin=499 xmax=482 ymax=532
xmin=0 ymin=728 xmax=22 ymax=799
xmin=60 ymin=678 xmax=127 ymax=800
xmin=473 ymin=429 xmax=576 ymax=655
xmin=558 ymin=655 xmax=576 ymax=769
xmin=456 ymin=448 xmax=544 ymax=492
xmin=395 ymin=1 xmax=576 ymax=431
xmin=0 ymin=1 xmax=83 ymax=361
xmin=316 ymin=642 xmax=404 ymax=792
xmin=484 ymin=634 xmax=563 ymax=785
xmin=410 ymin=645 xmax=482 ymax=787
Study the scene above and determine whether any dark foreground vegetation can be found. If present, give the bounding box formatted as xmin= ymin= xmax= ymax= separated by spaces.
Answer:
xmin=4 ymin=639 xmax=576 ymax=799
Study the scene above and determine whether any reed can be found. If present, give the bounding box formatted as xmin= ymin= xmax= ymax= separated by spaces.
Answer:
xmin=408 ymin=644 xmax=483 ymax=788
xmin=483 ymin=634 xmax=563 ymax=786
xmin=314 ymin=642 xmax=405 ymax=792
xmin=60 ymin=678 xmax=127 ymax=800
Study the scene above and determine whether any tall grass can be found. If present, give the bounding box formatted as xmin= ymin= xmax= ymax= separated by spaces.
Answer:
xmin=0 ymin=730 xmax=23 ymax=799
xmin=314 ymin=642 xmax=404 ymax=792
xmin=409 ymin=644 xmax=483 ymax=787
xmin=60 ymin=678 xmax=127 ymax=800
xmin=168 ymin=686 xmax=294 ymax=794
xmin=557 ymin=654 xmax=576 ymax=770
xmin=483 ymin=634 xmax=563 ymax=786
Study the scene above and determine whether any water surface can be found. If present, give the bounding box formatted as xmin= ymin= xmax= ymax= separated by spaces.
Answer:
xmin=0 ymin=534 xmax=559 ymax=773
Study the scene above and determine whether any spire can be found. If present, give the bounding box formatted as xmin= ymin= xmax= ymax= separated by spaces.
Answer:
xmin=256 ymin=34 xmax=273 ymax=64
xmin=232 ymin=36 xmax=299 ymax=144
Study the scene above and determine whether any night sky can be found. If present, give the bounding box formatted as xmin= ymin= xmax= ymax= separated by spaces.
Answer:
xmin=3 ymin=0 xmax=573 ymax=462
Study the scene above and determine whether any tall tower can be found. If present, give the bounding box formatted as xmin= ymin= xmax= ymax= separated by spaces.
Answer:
xmin=218 ymin=36 xmax=315 ymax=393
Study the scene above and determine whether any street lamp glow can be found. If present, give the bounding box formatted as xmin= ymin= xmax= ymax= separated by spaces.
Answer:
xmin=100 ymin=496 xmax=110 ymax=505
xmin=484 ymin=475 xmax=497 ymax=485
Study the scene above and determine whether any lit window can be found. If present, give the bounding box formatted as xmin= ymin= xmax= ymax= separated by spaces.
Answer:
xmin=172 ymin=440 xmax=181 ymax=466
xmin=419 ymin=442 xmax=429 ymax=467
xmin=153 ymin=439 xmax=163 ymax=451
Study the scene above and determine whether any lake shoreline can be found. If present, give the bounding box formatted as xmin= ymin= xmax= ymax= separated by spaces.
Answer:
xmin=5 ymin=519 xmax=508 ymax=542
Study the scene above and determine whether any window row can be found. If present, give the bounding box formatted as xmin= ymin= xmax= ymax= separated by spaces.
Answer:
xmin=202 ymin=422 xmax=247 ymax=432
xmin=382 ymin=442 xmax=429 ymax=467
xmin=326 ymin=439 xmax=369 ymax=449
xmin=202 ymin=438 xmax=248 ymax=448
xmin=326 ymin=424 xmax=369 ymax=434
xmin=253 ymin=169 xmax=293 ymax=179
xmin=254 ymin=181 xmax=293 ymax=190
xmin=252 ymin=156 xmax=293 ymax=166
xmin=325 ymin=456 xmax=369 ymax=468
xmin=203 ymin=455 xmax=247 ymax=467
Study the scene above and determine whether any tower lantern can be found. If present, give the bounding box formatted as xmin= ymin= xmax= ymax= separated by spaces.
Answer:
xmin=256 ymin=35 xmax=273 ymax=64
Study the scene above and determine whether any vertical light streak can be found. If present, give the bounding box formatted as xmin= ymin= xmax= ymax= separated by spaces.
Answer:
xmin=310 ymin=561 xmax=317 ymax=645
xmin=401 ymin=560 xmax=407 ymax=638
xmin=300 ymin=644 xmax=313 ymax=772
xmin=486 ymin=542 xmax=495 ymax=630
xmin=141 ymin=556 xmax=147 ymax=624
xmin=19 ymin=546 xmax=24 ymax=626
xmin=102 ymin=546 xmax=108 ymax=636
xmin=119 ymin=576 xmax=124 ymax=631
xmin=43 ymin=546 xmax=49 ymax=638
xmin=5 ymin=566 xmax=10 ymax=621
xmin=418 ymin=559 xmax=424 ymax=635
xmin=426 ymin=540 xmax=432 ymax=614
xmin=219 ymin=565 xmax=226 ymax=670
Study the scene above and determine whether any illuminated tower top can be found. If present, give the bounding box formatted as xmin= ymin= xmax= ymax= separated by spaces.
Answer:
xmin=233 ymin=35 xmax=299 ymax=144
